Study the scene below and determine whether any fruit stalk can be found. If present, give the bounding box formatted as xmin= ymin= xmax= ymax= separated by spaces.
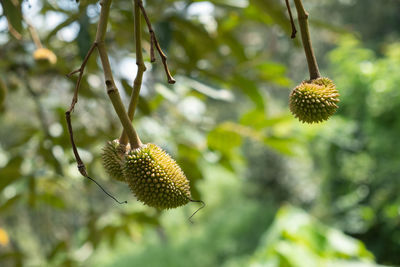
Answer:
xmin=95 ymin=0 xmax=142 ymax=149
xmin=293 ymin=0 xmax=320 ymax=80
xmin=119 ymin=0 xmax=147 ymax=145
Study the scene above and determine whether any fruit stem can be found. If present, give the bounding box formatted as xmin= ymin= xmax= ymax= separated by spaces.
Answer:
xmin=96 ymin=0 xmax=142 ymax=149
xmin=293 ymin=0 xmax=320 ymax=80
xmin=119 ymin=0 xmax=147 ymax=146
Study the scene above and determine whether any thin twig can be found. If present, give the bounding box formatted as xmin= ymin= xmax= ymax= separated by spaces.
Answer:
xmin=65 ymin=110 xmax=87 ymax=177
xmin=65 ymin=109 xmax=127 ymax=204
xmin=293 ymin=0 xmax=320 ymax=80
xmin=119 ymin=0 xmax=147 ymax=145
xmin=65 ymin=43 xmax=96 ymax=186
xmin=285 ymin=0 xmax=297 ymax=39
xmin=138 ymin=0 xmax=176 ymax=84
xmin=66 ymin=43 xmax=97 ymax=113
xmin=84 ymin=175 xmax=127 ymax=204
xmin=65 ymin=0 xmax=133 ymax=204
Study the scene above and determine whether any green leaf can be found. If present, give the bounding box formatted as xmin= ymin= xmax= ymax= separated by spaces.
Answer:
xmin=240 ymin=109 xmax=268 ymax=130
xmin=77 ymin=11 xmax=92 ymax=60
xmin=0 ymin=195 xmax=21 ymax=212
xmin=251 ymin=205 xmax=376 ymax=266
xmin=256 ymin=62 xmax=292 ymax=86
xmin=207 ymin=124 xmax=243 ymax=154
xmin=1 ymin=0 xmax=23 ymax=36
xmin=232 ymin=75 xmax=265 ymax=109
xmin=0 ymin=156 xmax=22 ymax=192
xmin=263 ymin=137 xmax=296 ymax=156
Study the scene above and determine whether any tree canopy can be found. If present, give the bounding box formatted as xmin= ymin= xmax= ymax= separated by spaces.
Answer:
xmin=1 ymin=0 xmax=400 ymax=266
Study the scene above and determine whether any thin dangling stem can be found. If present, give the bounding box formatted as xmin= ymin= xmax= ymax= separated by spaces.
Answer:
xmin=138 ymin=0 xmax=176 ymax=84
xmin=293 ymin=0 xmax=321 ymax=80
xmin=188 ymin=199 xmax=206 ymax=224
xmin=65 ymin=110 xmax=127 ymax=204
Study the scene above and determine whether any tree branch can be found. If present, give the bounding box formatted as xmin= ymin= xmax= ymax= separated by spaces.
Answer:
xmin=293 ymin=0 xmax=320 ymax=80
xmin=285 ymin=0 xmax=297 ymax=39
xmin=65 ymin=0 xmax=146 ymax=204
xmin=119 ymin=0 xmax=147 ymax=145
xmin=65 ymin=42 xmax=96 ymax=180
xmin=138 ymin=0 xmax=176 ymax=84
xmin=95 ymin=0 xmax=142 ymax=149
xmin=66 ymin=43 xmax=96 ymax=113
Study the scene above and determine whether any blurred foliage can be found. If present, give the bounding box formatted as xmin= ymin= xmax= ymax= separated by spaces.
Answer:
xmin=0 ymin=0 xmax=399 ymax=266
xmin=250 ymin=205 xmax=378 ymax=267
xmin=308 ymin=36 xmax=400 ymax=265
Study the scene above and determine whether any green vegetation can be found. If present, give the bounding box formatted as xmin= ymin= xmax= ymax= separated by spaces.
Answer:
xmin=1 ymin=0 xmax=399 ymax=266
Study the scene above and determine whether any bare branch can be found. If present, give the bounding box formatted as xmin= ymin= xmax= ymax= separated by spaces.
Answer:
xmin=285 ymin=0 xmax=297 ymax=39
xmin=66 ymin=43 xmax=97 ymax=113
xmin=119 ymin=0 xmax=147 ymax=145
xmin=138 ymin=0 xmax=176 ymax=84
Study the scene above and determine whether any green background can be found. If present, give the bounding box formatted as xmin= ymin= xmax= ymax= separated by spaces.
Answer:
xmin=1 ymin=0 xmax=400 ymax=266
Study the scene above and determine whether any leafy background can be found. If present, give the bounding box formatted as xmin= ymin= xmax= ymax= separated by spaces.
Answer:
xmin=1 ymin=0 xmax=400 ymax=266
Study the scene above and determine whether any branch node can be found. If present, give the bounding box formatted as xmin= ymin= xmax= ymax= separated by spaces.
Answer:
xmin=67 ymin=69 xmax=81 ymax=77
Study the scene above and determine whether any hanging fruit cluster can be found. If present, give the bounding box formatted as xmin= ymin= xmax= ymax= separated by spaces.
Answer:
xmin=102 ymin=141 xmax=192 ymax=209
xmin=66 ymin=0 xmax=200 ymax=212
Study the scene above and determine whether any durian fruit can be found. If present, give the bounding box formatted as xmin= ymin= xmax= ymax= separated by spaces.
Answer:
xmin=101 ymin=140 xmax=129 ymax=182
xmin=123 ymin=143 xmax=191 ymax=210
xmin=289 ymin=77 xmax=339 ymax=123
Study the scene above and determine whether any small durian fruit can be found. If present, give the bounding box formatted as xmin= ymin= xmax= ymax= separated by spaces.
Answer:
xmin=123 ymin=143 xmax=191 ymax=210
xmin=33 ymin=48 xmax=57 ymax=65
xmin=101 ymin=140 xmax=129 ymax=182
xmin=289 ymin=77 xmax=339 ymax=123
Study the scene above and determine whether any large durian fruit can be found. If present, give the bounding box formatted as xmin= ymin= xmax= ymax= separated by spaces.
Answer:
xmin=289 ymin=77 xmax=339 ymax=123
xmin=123 ymin=143 xmax=191 ymax=209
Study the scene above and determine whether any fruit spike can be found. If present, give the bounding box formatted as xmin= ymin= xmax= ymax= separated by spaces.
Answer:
xmin=101 ymin=140 xmax=129 ymax=182
xmin=289 ymin=77 xmax=339 ymax=123
xmin=123 ymin=143 xmax=191 ymax=210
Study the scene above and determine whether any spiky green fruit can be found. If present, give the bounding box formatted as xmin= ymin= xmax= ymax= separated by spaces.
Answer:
xmin=289 ymin=77 xmax=340 ymax=123
xmin=123 ymin=143 xmax=191 ymax=209
xmin=101 ymin=140 xmax=128 ymax=182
